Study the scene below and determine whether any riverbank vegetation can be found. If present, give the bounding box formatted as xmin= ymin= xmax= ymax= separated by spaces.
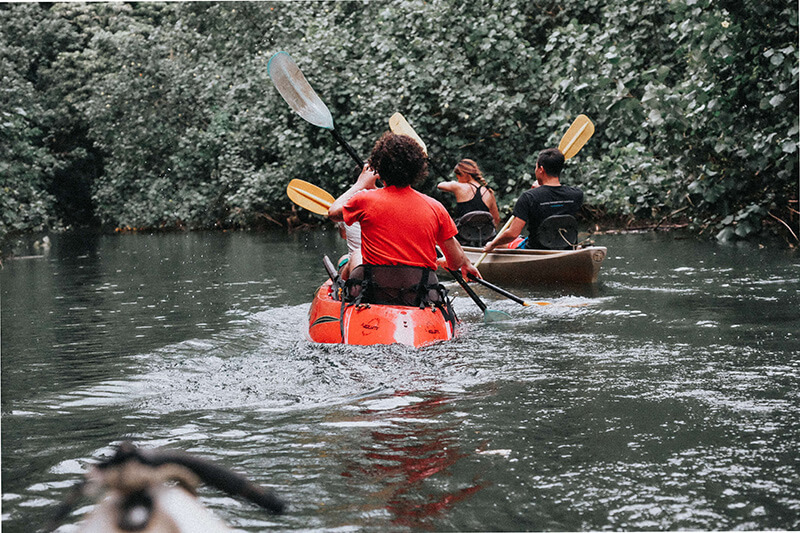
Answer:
xmin=2 ymin=1 xmax=797 ymax=247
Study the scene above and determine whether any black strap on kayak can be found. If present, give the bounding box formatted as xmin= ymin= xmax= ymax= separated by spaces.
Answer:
xmin=336 ymin=265 xmax=457 ymax=339
xmin=346 ymin=264 xmax=441 ymax=307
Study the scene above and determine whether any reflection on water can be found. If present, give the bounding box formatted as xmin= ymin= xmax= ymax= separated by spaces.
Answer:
xmin=2 ymin=230 xmax=799 ymax=532
xmin=331 ymin=392 xmax=489 ymax=529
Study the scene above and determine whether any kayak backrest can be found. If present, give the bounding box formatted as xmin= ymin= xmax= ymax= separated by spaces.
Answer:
xmin=536 ymin=215 xmax=578 ymax=250
xmin=455 ymin=210 xmax=497 ymax=247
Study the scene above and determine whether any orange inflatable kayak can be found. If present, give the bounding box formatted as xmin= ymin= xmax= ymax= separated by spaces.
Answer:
xmin=307 ymin=279 xmax=455 ymax=347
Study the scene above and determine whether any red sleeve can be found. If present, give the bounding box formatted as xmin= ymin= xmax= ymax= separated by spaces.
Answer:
xmin=435 ymin=201 xmax=458 ymax=243
xmin=342 ymin=191 xmax=366 ymax=226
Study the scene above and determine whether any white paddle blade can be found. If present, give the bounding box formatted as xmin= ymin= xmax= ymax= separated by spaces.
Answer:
xmin=388 ymin=113 xmax=428 ymax=155
xmin=268 ymin=52 xmax=334 ymax=130
xmin=558 ymin=114 xmax=595 ymax=159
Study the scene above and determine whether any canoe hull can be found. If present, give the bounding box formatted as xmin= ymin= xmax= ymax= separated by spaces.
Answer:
xmin=308 ymin=280 xmax=454 ymax=347
xmin=462 ymin=246 xmax=607 ymax=285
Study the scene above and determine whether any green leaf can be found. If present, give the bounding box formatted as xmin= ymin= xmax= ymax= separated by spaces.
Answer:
xmin=770 ymin=53 xmax=785 ymax=66
xmin=735 ymin=221 xmax=754 ymax=237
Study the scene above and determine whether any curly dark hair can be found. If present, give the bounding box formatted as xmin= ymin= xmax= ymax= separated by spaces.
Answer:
xmin=368 ymin=132 xmax=428 ymax=187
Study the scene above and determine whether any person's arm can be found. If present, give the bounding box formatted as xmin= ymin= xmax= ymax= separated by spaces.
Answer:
xmin=483 ymin=217 xmax=527 ymax=252
xmin=437 ymin=181 xmax=459 ymax=193
xmin=328 ymin=164 xmax=379 ymax=222
xmin=440 ymin=236 xmax=482 ymax=279
xmin=485 ymin=190 xmax=501 ymax=227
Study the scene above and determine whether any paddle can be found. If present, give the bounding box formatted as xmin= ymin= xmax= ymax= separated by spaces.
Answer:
xmin=446 ymin=269 xmax=510 ymax=322
xmin=388 ymin=112 xmax=452 ymax=179
xmin=468 ymin=274 xmax=530 ymax=307
xmin=474 ymin=114 xmax=595 ymax=268
xmin=286 ymin=179 xmax=334 ymax=215
xmin=389 ymin=113 xmax=427 ymax=155
xmin=558 ymin=114 xmax=595 ymax=160
xmin=268 ymin=51 xmax=364 ymax=167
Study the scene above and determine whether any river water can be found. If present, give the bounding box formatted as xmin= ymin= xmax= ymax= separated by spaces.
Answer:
xmin=2 ymin=229 xmax=798 ymax=532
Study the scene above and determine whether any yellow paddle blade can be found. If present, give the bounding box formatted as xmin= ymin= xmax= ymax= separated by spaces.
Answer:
xmin=558 ymin=114 xmax=595 ymax=159
xmin=388 ymin=112 xmax=428 ymax=155
xmin=287 ymin=179 xmax=334 ymax=216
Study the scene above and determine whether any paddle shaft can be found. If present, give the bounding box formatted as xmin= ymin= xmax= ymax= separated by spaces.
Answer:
xmin=475 ymin=216 xmax=515 ymax=267
xmin=447 ymin=269 xmax=487 ymax=312
xmin=468 ymin=274 xmax=529 ymax=306
xmin=330 ymin=128 xmax=364 ymax=167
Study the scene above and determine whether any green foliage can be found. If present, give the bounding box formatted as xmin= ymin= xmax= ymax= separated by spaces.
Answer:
xmin=1 ymin=0 xmax=797 ymax=244
xmin=539 ymin=0 xmax=798 ymax=239
xmin=1 ymin=5 xmax=59 ymax=235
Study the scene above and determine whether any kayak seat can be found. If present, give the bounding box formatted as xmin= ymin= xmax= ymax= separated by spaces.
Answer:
xmin=536 ymin=214 xmax=578 ymax=250
xmin=455 ymin=210 xmax=496 ymax=247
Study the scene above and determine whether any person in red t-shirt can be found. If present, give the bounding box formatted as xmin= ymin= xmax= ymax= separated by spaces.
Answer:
xmin=328 ymin=132 xmax=480 ymax=281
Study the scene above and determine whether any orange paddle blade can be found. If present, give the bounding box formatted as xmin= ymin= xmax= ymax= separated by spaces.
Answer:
xmin=287 ymin=179 xmax=334 ymax=216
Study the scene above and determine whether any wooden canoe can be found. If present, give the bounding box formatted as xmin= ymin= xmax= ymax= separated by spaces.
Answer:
xmin=461 ymin=246 xmax=607 ymax=285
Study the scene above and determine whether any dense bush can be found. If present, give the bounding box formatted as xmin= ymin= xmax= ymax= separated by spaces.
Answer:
xmin=1 ymin=0 xmax=797 ymax=244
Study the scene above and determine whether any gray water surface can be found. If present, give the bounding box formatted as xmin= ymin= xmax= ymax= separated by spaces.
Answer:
xmin=2 ymin=230 xmax=798 ymax=531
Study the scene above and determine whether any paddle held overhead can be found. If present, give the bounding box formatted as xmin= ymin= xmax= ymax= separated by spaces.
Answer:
xmin=268 ymin=51 xmax=363 ymax=167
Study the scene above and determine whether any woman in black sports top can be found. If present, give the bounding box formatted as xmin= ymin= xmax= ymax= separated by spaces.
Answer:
xmin=437 ymin=159 xmax=501 ymax=226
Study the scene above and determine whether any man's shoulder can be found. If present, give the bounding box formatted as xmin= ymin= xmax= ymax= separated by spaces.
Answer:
xmin=345 ymin=187 xmax=377 ymax=207
xmin=562 ymin=185 xmax=584 ymax=202
xmin=528 ymin=184 xmax=583 ymax=197
xmin=519 ymin=187 xmax=548 ymax=200
xmin=411 ymin=188 xmax=447 ymax=207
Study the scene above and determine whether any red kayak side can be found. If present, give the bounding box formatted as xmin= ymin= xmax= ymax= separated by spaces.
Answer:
xmin=307 ymin=280 xmax=454 ymax=347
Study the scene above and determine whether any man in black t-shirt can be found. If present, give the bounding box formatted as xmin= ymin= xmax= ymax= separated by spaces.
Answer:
xmin=483 ymin=148 xmax=583 ymax=251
